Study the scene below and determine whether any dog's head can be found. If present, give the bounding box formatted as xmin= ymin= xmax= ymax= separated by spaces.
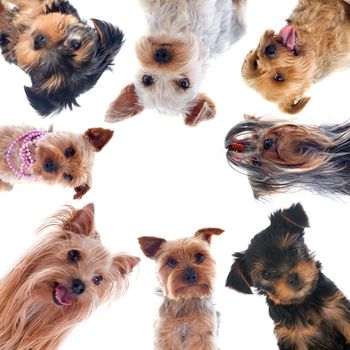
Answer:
xmin=139 ymin=228 xmax=223 ymax=299
xmin=16 ymin=14 xmax=124 ymax=115
xmin=226 ymin=203 xmax=320 ymax=305
xmin=242 ymin=27 xmax=315 ymax=114
xmin=105 ymin=33 xmax=216 ymax=126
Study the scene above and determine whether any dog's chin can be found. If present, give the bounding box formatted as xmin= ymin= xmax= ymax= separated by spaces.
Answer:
xmin=52 ymin=283 xmax=72 ymax=306
xmin=266 ymin=285 xmax=315 ymax=305
xmin=172 ymin=283 xmax=212 ymax=299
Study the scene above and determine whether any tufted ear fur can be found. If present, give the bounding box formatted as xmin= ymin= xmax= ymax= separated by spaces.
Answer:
xmin=112 ymin=254 xmax=140 ymax=276
xmin=226 ymin=252 xmax=253 ymax=294
xmin=185 ymin=93 xmax=216 ymax=126
xmin=63 ymin=203 xmax=96 ymax=237
xmin=84 ymin=128 xmax=114 ymax=152
xmin=105 ymin=84 xmax=144 ymax=122
xmin=278 ymin=96 xmax=310 ymax=114
xmin=194 ymin=228 xmax=224 ymax=244
xmin=138 ymin=236 xmax=166 ymax=259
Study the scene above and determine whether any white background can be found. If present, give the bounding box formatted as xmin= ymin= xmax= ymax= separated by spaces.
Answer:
xmin=1 ymin=0 xmax=350 ymax=349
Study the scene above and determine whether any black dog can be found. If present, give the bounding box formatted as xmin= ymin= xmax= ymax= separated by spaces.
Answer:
xmin=226 ymin=203 xmax=350 ymax=349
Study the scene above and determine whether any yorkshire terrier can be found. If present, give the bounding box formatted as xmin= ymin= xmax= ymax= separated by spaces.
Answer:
xmin=139 ymin=228 xmax=224 ymax=350
xmin=226 ymin=203 xmax=350 ymax=350
xmin=105 ymin=0 xmax=245 ymax=126
xmin=0 ymin=125 xmax=113 ymax=199
xmin=242 ymin=0 xmax=350 ymax=114
xmin=0 ymin=203 xmax=139 ymax=350
xmin=225 ymin=114 xmax=350 ymax=198
xmin=0 ymin=0 xmax=124 ymax=116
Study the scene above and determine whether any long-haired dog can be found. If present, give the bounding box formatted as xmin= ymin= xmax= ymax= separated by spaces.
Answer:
xmin=105 ymin=0 xmax=245 ymax=126
xmin=225 ymin=114 xmax=350 ymax=198
xmin=0 ymin=203 xmax=139 ymax=350
xmin=139 ymin=228 xmax=223 ymax=350
xmin=0 ymin=0 xmax=124 ymax=116
xmin=0 ymin=125 xmax=113 ymax=199
xmin=226 ymin=203 xmax=350 ymax=350
xmin=242 ymin=0 xmax=350 ymax=114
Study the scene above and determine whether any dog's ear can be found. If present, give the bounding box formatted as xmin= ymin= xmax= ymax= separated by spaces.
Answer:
xmin=73 ymin=183 xmax=91 ymax=199
xmin=194 ymin=228 xmax=224 ymax=244
xmin=63 ymin=203 xmax=96 ymax=237
xmin=185 ymin=93 xmax=216 ymax=126
xmin=84 ymin=128 xmax=114 ymax=152
xmin=270 ymin=203 xmax=309 ymax=235
xmin=105 ymin=83 xmax=144 ymax=123
xmin=138 ymin=236 xmax=166 ymax=259
xmin=226 ymin=252 xmax=253 ymax=294
xmin=91 ymin=19 xmax=124 ymax=56
xmin=112 ymin=254 xmax=140 ymax=276
xmin=24 ymin=86 xmax=58 ymax=116
xmin=278 ymin=96 xmax=310 ymax=114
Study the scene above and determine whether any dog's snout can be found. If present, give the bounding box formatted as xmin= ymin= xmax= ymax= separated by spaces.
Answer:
xmin=184 ymin=268 xmax=197 ymax=283
xmin=287 ymin=273 xmax=300 ymax=286
xmin=34 ymin=34 xmax=48 ymax=50
xmin=264 ymin=44 xmax=277 ymax=58
xmin=154 ymin=47 xmax=171 ymax=64
xmin=43 ymin=159 xmax=58 ymax=173
xmin=71 ymin=279 xmax=86 ymax=295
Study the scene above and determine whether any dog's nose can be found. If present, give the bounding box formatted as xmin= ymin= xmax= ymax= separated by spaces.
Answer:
xmin=184 ymin=268 xmax=197 ymax=283
xmin=264 ymin=44 xmax=277 ymax=58
xmin=71 ymin=279 xmax=86 ymax=295
xmin=287 ymin=273 xmax=300 ymax=286
xmin=34 ymin=34 xmax=48 ymax=50
xmin=154 ymin=48 xmax=171 ymax=64
xmin=43 ymin=159 xmax=58 ymax=173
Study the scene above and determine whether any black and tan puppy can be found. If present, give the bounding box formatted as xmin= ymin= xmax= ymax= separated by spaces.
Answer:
xmin=226 ymin=203 xmax=350 ymax=350
xmin=0 ymin=0 xmax=124 ymax=116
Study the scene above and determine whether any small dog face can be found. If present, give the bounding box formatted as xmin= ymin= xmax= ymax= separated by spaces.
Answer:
xmin=139 ymin=228 xmax=223 ymax=299
xmin=0 ymin=1 xmax=124 ymax=115
xmin=242 ymin=28 xmax=313 ymax=114
xmin=226 ymin=203 xmax=319 ymax=305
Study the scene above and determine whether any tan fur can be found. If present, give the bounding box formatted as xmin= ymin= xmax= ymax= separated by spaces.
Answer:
xmin=0 ymin=125 xmax=113 ymax=198
xmin=139 ymin=228 xmax=223 ymax=350
xmin=0 ymin=203 xmax=139 ymax=350
xmin=242 ymin=0 xmax=350 ymax=113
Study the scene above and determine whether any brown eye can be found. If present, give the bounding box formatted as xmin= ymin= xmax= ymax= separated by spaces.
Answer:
xmin=274 ymin=73 xmax=285 ymax=82
xmin=92 ymin=275 xmax=103 ymax=285
xmin=68 ymin=249 xmax=80 ymax=263
xmin=177 ymin=78 xmax=190 ymax=89
xmin=63 ymin=173 xmax=73 ymax=181
xmin=64 ymin=147 xmax=75 ymax=158
xmin=142 ymin=75 xmax=154 ymax=86
xmin=167 ymin=257 xmax=177 ymax=268
xmin=71 ymin=40 xmax=81 ymax=50
xmin=195 ymin=253 xmax=204 ymax=264
xmin=262 ymin=271 xmax=272 ymax=280
xmin=263 ymin=138 xmax=274 ymax=150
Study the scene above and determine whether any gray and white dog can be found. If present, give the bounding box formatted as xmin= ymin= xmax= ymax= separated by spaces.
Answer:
xmin=105 ymin=0 xmax=246 ymax=126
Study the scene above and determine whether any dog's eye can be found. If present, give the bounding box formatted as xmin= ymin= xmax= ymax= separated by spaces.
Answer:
xmin=71 ymin=40 xmax=81 ymax=50
xmin=274 ymin=73 xmax=285 ymax=82
xmin=262 ymin=271 xmax=272 ymax=280
xmin=68 ymin=249 xmax=80 ymax=263
xmin=263 ymin=138 xmax=274 ymax=150
xmin=252 ymin=158 xmax=261 ymax=167
xmin=177 ymin=78 xmax=190 ymax=89
xmin=195 ymin=253 xmax=204 ymax=264
xmin=64 ymin=147 xmax=75 ymax=158
xmin=63 ymin=173 xmax=74 ymax=181
xmin=167 ymin=257 xmax=177 ymax=268
xmin=92 ymin=275 xmax=103 ymax=285
xmin=142 ymin=75 xmax=154 ymax=86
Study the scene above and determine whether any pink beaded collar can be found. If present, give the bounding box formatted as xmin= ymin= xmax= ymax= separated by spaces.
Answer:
xmin=5 ymin=130 xmax=47 ymax=179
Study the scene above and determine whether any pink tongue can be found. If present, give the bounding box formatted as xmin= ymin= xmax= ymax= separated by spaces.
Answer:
xmin=279 ymin=25 xmax=296 ymax=51
xmin=55 ymin=286 xmax=72 ymax=305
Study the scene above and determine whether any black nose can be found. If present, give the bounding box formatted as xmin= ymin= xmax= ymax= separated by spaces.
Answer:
xmin=43 ymin=159 xmax=58 ymax=173
xmin=154 ymin=48 xmax=171 ymax=64
xmin=288 ymin=273 xmax=300 ymax=286
xmin=72 ymin=279 xmax=86 ymax=295
xmin=183 ymin=268 xmax=197 ymax=283
xmin=263 ymin=138 xmax=274 ymax=150
xmin=34 ymin=34 xmax=48 ymax=50
xmin=264 ymin=44 xmax=277 ymax=58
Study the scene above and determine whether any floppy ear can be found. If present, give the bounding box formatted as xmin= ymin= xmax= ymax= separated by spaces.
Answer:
xmin=226 ymin=252 xmax=253 ymax=294
xmin=184 ymin=93 xmax=216 ymax=126
xmin=73 ymin=183 xmax=91 ymax=200
xmin=194 ymin=228 xmax=224 ymax=244
xmin=278 ymin=96 xmax=310 ymax=114
xmin=270 ymin=203 xmax=309 ymax=234
xmin=84 ymin=128 xmax=114 ymax=152
xmin=138 ymin=236 xmax=166 ymax=259
xmin=112 ymin=254 xmax=140 ymax=276
xmin=105 ymin=83 xmax=144 ymax=123
xmin=91 ymin=18 xmax=124 ymax=56
xmin=63 ymin=203 xmax=96 ymax=237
